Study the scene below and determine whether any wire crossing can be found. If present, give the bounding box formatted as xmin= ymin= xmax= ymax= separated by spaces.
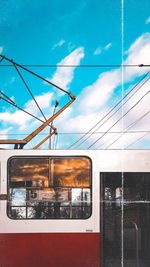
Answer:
xmin=68 ymin=71 xmax=150 ymax=149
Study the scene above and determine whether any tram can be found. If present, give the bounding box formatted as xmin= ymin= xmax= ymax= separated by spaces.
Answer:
xmin=0 ymin=149 xmax=150 ymax=267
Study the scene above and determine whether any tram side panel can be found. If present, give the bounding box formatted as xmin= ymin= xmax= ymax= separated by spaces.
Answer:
xmin=0 ymin=151 xmax=100 ymax=267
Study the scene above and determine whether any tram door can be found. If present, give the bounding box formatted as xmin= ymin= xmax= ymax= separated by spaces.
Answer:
xmin=101 ymin=172 xmax=150 ymax=267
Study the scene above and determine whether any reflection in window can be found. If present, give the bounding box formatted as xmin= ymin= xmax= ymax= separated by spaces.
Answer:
xmin=116 ymin=187 xmax=122 ymax=207
xmin=8 ymin=157 xmax=91 ymax=219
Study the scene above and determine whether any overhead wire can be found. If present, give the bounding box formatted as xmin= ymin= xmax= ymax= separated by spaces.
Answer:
xmin=55 ymin=133 xmax=59 ymax=149
xmin=125 ymin=132 xmax=150 ymax=149
xmin=1 ymin=54 xmax=150 ymax=149
xmin=0 ymin=55 xmax=73 ymax=97
xmin=79 ymin=75 xmax=150 ymax=148
xmin=0 ymin=130 xmax=150 ymax=135
xmin=52 ymin=134 xmax=55 ymax=149
xmin=104 ymin=109 xmax=150 ymax=149
xmin=0 ymin=55 xmax=77 ymax=148
xmin=0 ymin=63 xmax=149 ymax=68
xmin=68 ymin=71 xmax=150 ymax=149
xmin=0 ymin=90 xmax=16 ymax=104
xmin=99 ymin=84 xmax=150 ymax=148
xmin=0 ymin=94 xmax=52 ymax=129
xmin=0 ymin=57 xmax=4 ymax=63
xmin=88 ymin=89 xmax=150 ymax=149
xmin=13 ymin=63 xmax=48 ymax=121
xmin=53 ymin=133 xmax=58 ymax=149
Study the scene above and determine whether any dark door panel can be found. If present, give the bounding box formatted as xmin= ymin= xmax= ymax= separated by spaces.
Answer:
xmin=101 ymin=172 xmax=150 ymax=267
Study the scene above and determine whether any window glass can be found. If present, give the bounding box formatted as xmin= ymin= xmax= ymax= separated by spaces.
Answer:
xmin=52 ymin=158 xmax=90 ymax=187
xmin=8 ymin=157 xmax=91 ymax=219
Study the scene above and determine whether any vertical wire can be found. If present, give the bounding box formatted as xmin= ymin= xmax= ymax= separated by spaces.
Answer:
xmin=53 ymin=134 xmax=56 ymax=150
xmin=54 ymin=133 xmax=58 ymax=149
xmin=121 ymin=0 xmax=124 ymax=266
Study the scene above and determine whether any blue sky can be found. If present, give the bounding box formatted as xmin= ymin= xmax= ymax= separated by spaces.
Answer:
xmin=0 ymin=0 xmax=150 ymax=149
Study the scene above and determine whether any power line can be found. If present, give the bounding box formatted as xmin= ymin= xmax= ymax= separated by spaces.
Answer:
xmin=53 ymin=133 xmax=58 ymax=149
xmin=0 ymin=57 xmax=4 ymax=63
xmin=0 ymin=95 xmax=53 ymax=129
xmin=0 ymin=55 xmax=74 ymax=98
xmin=49 ymin=101 xmax=59 ymax=149
xmin=1 ymin=130 xmax=150 ymax=135
xmin=0 ymin=90 xmax=15 ymax=104
xmin=125 ymin=132 xmax=150 ymax=149
xmin=68 ymin=71 xmax=150 ymax=149
xmin=88 ymin=90 xmax=150 ymax=149
xmin=99 ymin=82 xmax=150 ymax=149
xmin=79 ymin=75 xmax=150 ymax=148
xmin=104 ymin=110 xmax=150 ymax=149
xmin=13 ymin=63 xmax=48 ymax=121
xmin=0 ymin=64 xmax=150 ymax=68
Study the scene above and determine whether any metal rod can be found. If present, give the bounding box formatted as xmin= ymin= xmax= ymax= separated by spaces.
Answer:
xmin=33 ymin=130 xmax=56 ymax=149
xmin=23 ymin=98 xmax=75 ymax=144
xmin=0 ymin=139 xmax=27 ymax=144
xmin=13 ymin=64 xmax=48 ymax=121
xmin=0 ymin=96 xmax=56 ymax=131
xmin=0 ymin=54 xmax=75 ymax=99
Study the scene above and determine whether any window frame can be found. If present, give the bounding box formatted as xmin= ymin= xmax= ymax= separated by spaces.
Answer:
xmin=7 ymin=155 xmax=92 ymax=220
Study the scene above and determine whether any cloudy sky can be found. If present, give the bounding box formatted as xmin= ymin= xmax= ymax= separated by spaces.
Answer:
xmin=0 ymin=0 xmax=150 ymax=149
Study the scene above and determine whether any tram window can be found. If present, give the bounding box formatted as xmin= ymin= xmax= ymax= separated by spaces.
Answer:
xmin=7 ymin=157 xmax=92 ymax=219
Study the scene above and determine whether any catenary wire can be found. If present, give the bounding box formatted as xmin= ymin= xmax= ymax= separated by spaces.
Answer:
xmin=104 ymin=109 xmax=150 ymax=149
xmin=13 ymin=63 xmax=48 ymax=121
xmin=87 ymin=90 xmax=150 ymax=149
xmin=0 ymin=90 xmax=16 ymax=104
xmin=68 ymin=71 xmax=150 ymax=149
xmin=75 ymin=75 xmax=150 ymax=148
xmin=55 ymin=134 xmax=58 ymax=149
xmin=0 ymin=55 xmax=72 ymax=97
xmin=125 ymin=132 xmax=150 ymax=149
xmin=99 ymin=80 xmax=150 ymax=149
xmin=0 ymin=64 xmax=149 ymax=67
xmin=1 ymin=130 xmax=150 ymax=135
xmin=0 ymin=95 xmax=53 ymax=129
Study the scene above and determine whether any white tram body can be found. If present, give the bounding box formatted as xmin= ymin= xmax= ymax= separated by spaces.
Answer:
xmin=0 ymin=149 xmax=149 ymax=267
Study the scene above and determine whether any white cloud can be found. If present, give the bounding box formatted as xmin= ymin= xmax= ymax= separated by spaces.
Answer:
xmin=55 ymin=33 xmax=150 ymax=148
xmin=51 ymin=47 xmax=84 ymax=90
xmin=78 ymin=69 xmax=121 ymax=113
xmin=52 ymin=39 xmax=65 ymax=50
xmin=0 ymin=127 xmax=12 ymax=136
xmin=25 ymin=92 xmax=54 ymax=114
xmin=1 ymin=34 xmax=150 ymax=149
xmin=0 ymin=110 xmax=31 ymax=128
xmin=26 ymin=32 xmax=150 ymax=149
xmin=93 ymin=46 xmax=102 ymax=56
xmin=0 ymin=46 xmax=3 ymax=53
xmin=94 ymin=42 xmax=112 ymax=56
xmin=104 ymin=42 xmax=112 ymax=50
xmin=0 ymin=47 xmax=84 ymax=145
xmin=0 ymin=127 xmax=13 ymax=149
xmin=146 ymin=16 xmax=150 ymax=24
xmin=0 ymin=92 xmax=54 ymax=132
xmin=124 ymin=32 xmax=150 ymax=80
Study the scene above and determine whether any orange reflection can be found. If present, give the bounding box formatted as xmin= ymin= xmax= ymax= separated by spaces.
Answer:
xmin=10 ymin=159 xmax=49 ymax=182
xmin=10 ymin=157 xmax=91 ymax=188
xmin=52 ymin=158 xmax=91 ymax=187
